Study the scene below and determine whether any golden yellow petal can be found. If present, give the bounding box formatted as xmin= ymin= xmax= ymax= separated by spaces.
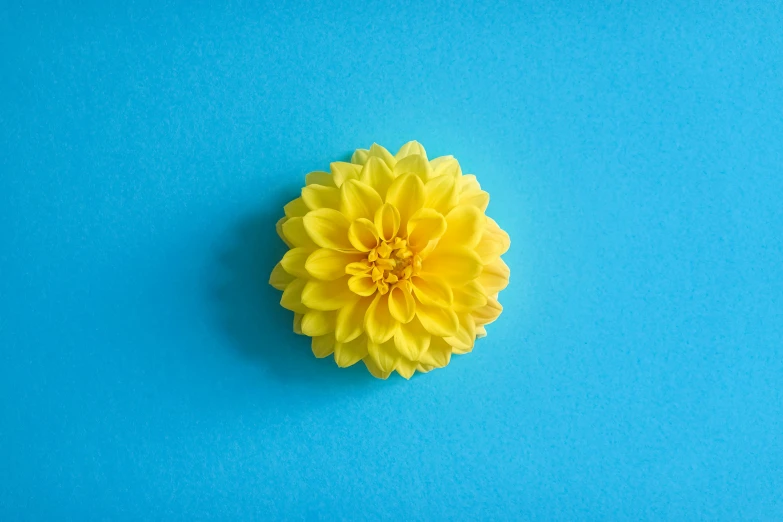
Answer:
xmin=476 ymin=325 xmax=487 ymax=338
xmin=385 ymin=173 xmax=425 ymax=232
xmin=360 ymin=156 xmax=395 ymax=200
xmin=406 ymin=208 xmax=447 ymax=251
xmin=269 ymin=262 xmax=295 ymax=291
xmin=475 ymin=216 xmax=511 ymax=264
xmin=363 ymin=355 xmax=392 ymax=379
xmin=305 ymin=170 xmax=336 ymax=187
xmin=394 ymin=316 xmax=430 ymax=361
xmin=452 ymin=280 xmax=488 ymax=312
xmin=281 ymin=217 xmax=317 ymax=249
xmin=348 ymin=218 xmax=379 ymax=252
xmin=330 ymin=161 xmax=361 ymax=187
xmin=367 ymin=338 xmax=398 ymax=375
xmin=418 ymin=336 xmax=452 ymax=368
xmin=410 ymin=275 xmax=453 ymax=307
xmin=415 ymin=299 xmax=459 ymax=337
xmin=340 ymin=179 xmax=383 ymax=221
xmin=301 ymin=310 xmax=337 ymax=337
xmin=351 ymin=148 xmax=370 ymax=165
xmin=301 ymin=277 xmax=355 ymax=311
xmin=280 ymin=247 xmax=312 ymax=279
xmin=459 ymin=174 xmax=480 ymax=193
xmin=364 ymin=292 xmax=398 ymax=343
xmin=368 ymin=143 xmax=397 ymax=169
xmin=334 ymin=335 xmax=368 ymax=367
xmin=284 ymin=197 xmax=309 ymax=218
xmin=459 ymin=189 xmax=490 ymax=212
xmin=302 ymin=208 xmax=353 ymax=251
xmin=393 ymin=154 xmax=432 ymax=182
xmin=395 ymin=140 xmax=428 ymax=161
xmin=305 ymin=249 xmax=364 ymax=281
xmin=439 ymin=204 xmax=485 ymax=249
xmin=374 ymin=203 xmax=400 ymax=242
xmin=477 ymin=258 xmax=510 ymax=294
xmin=395 ymin=357 xmax=417 ymax=379
xmin=445 ymin=313 xmax=476 ymax=354
xmin=430 ymin=156 xmax=461 ymax=179
xmin=312 ymin=334 xmax=335 ymax=358
xmin=280 ymin=278 xmax=308 ymax=314
xmin=424 ymin=174 xmax=459 ymax=215
xmin=388 ymin=284 xmax=415 ymax=324
xmin=473 ymin=296 xmax=503 ymax=326
xmin=293 ymin=313 xmax=304 ymax=334
xmin=276 ymin=217 xmax=292 ymax=247
xmin=420 ymin=247 xmax=483 ymax=286
xmin=302 ymin=184 xmax=340 ymax=210
xmin=347 ymin=273 xmax=377 ymax=297
xmin=336 ymin=295 xmax=373 ymax=343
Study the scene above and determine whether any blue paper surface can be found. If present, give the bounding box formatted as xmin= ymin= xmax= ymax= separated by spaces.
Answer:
xmin=2 ymin=1 xmax=782 ymax=519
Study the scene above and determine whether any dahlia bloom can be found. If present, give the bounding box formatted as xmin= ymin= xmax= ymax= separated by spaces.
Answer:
xmin=269 ymin=141 xmax=510 ymax=379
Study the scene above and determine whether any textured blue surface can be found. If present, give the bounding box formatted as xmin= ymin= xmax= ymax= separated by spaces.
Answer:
xmin=2 ymin=1 xmax=782 ymax=520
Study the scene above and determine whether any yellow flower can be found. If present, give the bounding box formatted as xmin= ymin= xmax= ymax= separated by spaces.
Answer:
xmin=269 ymin=141 xmax=510 ymax=379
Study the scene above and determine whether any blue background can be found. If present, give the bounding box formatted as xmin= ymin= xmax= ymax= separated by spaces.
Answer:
xmin=2 ymin=1 xmax=782 ymax=520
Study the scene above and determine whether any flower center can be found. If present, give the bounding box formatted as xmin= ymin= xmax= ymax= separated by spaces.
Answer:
xmin=366 ymin=237 xmax=422 ymax=295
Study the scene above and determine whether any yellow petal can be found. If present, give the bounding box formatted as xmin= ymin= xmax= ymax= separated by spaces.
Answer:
xmin=393 ymin=154 xmax=432 ymax=181
xmin=473 ymin=296 xmax=503 ymax=326
xmin=419 ymin=336 xmax=452 ymax=368
xmin=280 ymin=247 xmax=312 ymax=279
xmin=364 ymin=292 xmax=398 ymax=343
xmin=334 ymin=335 xmax=368 ymax=367
xmin=363 ymin=355 xmax=392 ymax=379
xmin=476 ymin=217 xmax=511 ymax=264
xmin=410 ymin=275 xmax=453 ymax=307
xmin=348 ymin=273 xmax=377 ymax=297
xmin=395 ymin=357 xmax=417 ymax=379
xmin=459 ymin=174 xmax=480 ymax=193
xmin=301 ymin=277 xmax=355 ymax=311
xmin=301 ymin=310 xmax=336 ymax=337
xmin=340 ymin=179 xmax=383 ymax=221
xmin=312 ymin=334 xmax=335 ymax=358
xmin=420 ymin=247 xmax=483 ymax=286
xmin=385 ymin=173 xmax=425 ymax=232
xmin=305 ymin=249 xmax=364 ymax=281
xmin=374 ymin=203 xmax=400 ymax=242
xmin=269 ymin=262 xmax=295 ymax=291
xmin=424 ymin=174 xmax=459 ymax=215
xmin=345 ymin=260 xmax=372 ymax=275
xmin=348 ymin=218 xmax=379 ymax=252
xmin=415 ymin=299 xmax=459 ymax=337
xmin=302 ymin=184 xmax=340 ymax=210
xmin=351 ymin=148 xmax=369 ymax=165
xmin=406 ymin=208 xmax=446 ymax=251
xmin=305 ymin=170 xmax=336 ymax=187
xmin=330 ymin=161 xmax=361 ymax=187
xmin=282 ymin=217 xmax=317 ymax=248
xmin=303 ymin=208 xmax=353 ymax=251
xmin=460 ymin=189 xmax=490 ymax=212
xmin=416 ymin=363 xmax=434 ymax=373
xmin=284 ymin=197 xmax=309 ymax=218
xmin=430 ymin=156 xmax=461 ymax=179
xmin=368 ymin=143 xmax=396 ymax=169
xmin=478 ymin=258 xmax=510 ymax=294
xmin=276 ymin=217 xmax=291 ymax=247
xmin=293 ymin=313 xmax=304 ymax=334
xmin=367 ymin=338 xmax=398 ymax=374
xmin=440 ymin=205 xmax=485 ymax=249
xmin=396 ymin=140 xmax=428 ymax=161
xmin=388 ymin=284 xmax=415 ymax=323
xmin=360 ymin=156 xmax=395 ymax=200
xmin=445 ymin=313 xmax=476 ymax=354
xmin=476 ymin=325 xmax=487 ymax=338
xmin=336 ymin=296 xmax=373 ymax=343
xmin=452 ymin=280 xmax=488 ymax=312
xmin=394 ymin=316 xmax=430 ymax=361
xmin=280 ymin=278 xmax=308 ymax=314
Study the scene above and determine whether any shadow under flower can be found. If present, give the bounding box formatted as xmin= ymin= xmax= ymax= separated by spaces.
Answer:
xmin=210 ymin=187 xmax=377 ymax=389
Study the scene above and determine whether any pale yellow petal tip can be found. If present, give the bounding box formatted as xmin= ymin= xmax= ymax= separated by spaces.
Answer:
xmin=270 ymin=142 xmax=510 ymax=379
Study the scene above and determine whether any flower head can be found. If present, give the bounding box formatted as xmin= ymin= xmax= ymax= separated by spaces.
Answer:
xmin=269 ymin=141 xmax=510 ymax=379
